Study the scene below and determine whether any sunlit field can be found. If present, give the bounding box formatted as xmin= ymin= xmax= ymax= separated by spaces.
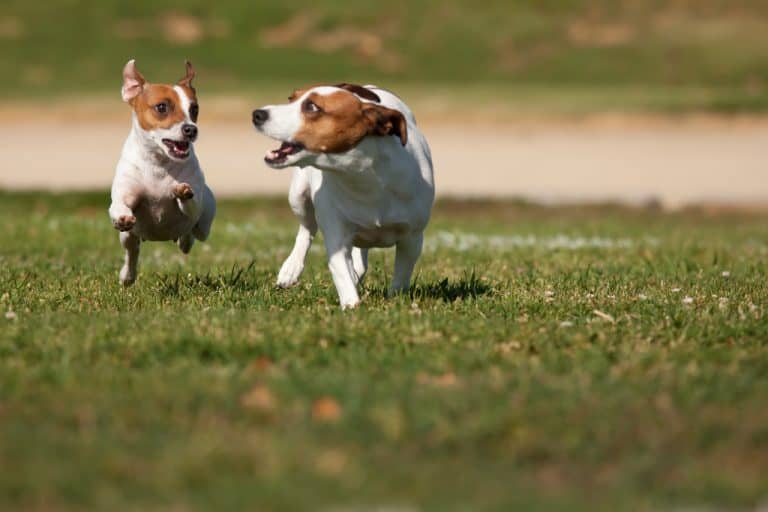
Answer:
xmin=1 ymin=192 xmax=766 ymax=510
xmin=3 ymin=1 xmax=768 ymax=112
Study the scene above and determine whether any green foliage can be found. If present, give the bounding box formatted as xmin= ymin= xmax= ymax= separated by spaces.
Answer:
xmin=0 ymin=191 xmax=767 ymax=510
xmin=2 ymin=1 xmax=768 ymax=110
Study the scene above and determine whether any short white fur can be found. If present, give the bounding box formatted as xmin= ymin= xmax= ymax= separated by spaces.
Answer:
xmin=109 ymin=59 xmax=216 ymax=286
xmin=254 ymin=85 xmax=435 ymax=309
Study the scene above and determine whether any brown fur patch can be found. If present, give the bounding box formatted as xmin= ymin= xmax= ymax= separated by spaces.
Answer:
xmin=293 ymin=90 xmax=407 ymax=153
xmin=288 ymin=83 xmax=380 ymax=103
xmin=288 ymin=84 xmax=322 ymax=102
xmin=334 ymin=83 xmax=381 ymax=102
xmin=173 ymin=182 xmax=194 ymax=200
xmin=363 ymin=103 xmax=407 ymax=146
xmin=130 ymin=84 xmax=185 ymax=130
xmin=130 ymin=83 xmax=197 ymax=131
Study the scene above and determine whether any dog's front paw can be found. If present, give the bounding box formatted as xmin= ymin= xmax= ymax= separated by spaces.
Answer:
xmin=113 ymin=214 xmax=136 ymax=232
xmin=119 ymin=264 xmax=137 ymax=286
xmin=173 ymin=183 xmax=195 ymax=200
xmin=340 ymin=297 xmax=361 ymax=310
xmin=277 ymin=257 xmax=304 ymax=288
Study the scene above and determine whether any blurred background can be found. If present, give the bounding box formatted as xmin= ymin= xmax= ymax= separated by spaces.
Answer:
xmin=1 ymin=0 xmax=766 ymax=208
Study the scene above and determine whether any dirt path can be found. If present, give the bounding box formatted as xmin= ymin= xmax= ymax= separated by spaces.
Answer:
xmin=1 ymin=112 xmax=766 ymax=208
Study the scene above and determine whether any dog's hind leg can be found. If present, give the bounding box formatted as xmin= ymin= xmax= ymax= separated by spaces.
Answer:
xmin=192 ymin=184 xmax=216 ymax=242
xmin=119 ymin=231 xmax=141 ymax=286
xmin=390 ymin=233 xmax=423 ymax=296
xmin=277 ymin=169 xmax=317 ymax=288
xmin=351 ymin=247 xmax=368 ymax=285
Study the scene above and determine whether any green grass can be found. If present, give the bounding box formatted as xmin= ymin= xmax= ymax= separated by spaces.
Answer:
xmin=1 ymin=191 xmax=767 ymax=511
xmin=2 ymin=1 xmax=768 ymax=112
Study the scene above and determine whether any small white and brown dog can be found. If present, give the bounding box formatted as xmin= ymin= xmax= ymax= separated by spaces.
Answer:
xmin=109 ymin=59 xmax=216 ymax=285
xmin=252 ymin=83 xmax=435 ymax=309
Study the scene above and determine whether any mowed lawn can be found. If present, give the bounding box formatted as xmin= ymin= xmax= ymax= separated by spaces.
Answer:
xmin=0 ymin=191 xmax=767 ymax=511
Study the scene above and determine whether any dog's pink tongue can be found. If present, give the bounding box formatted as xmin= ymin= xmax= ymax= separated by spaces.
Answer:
xmin=266 ymin=149 xmax=280 ymax=160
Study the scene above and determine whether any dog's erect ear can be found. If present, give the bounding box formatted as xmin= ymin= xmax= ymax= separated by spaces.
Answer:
xmin=178 ymin=60 xmax=195 ymax=88
xmin=121 ymin=59 xmax=146 ymax=103
xmin=362 ymin=104 xmax=407 ymax=146
xmin=334 ymin=83 xmax=381 ymax=103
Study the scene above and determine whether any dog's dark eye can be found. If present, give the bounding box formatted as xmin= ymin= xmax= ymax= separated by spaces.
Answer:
xmin=189 ymin=103 xmax=199 ymax=122
xmin=155 ymin=102 xmax=169 ymax=114
xmin=302 ymin=99 xmax=321 ymax=113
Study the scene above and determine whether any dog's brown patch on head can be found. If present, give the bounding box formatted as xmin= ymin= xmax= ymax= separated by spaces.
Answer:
xmin=129 ymin=84 xmax=187 ymax=131
xmin=334 ymin=83 xmax=381 ymax=102
xmin=127 ymin=61 xmax=199 ymax=130
xmin=288 ymin=87 xmax=309 ymax=103
xmin=288 ymin=83 xmax=322 ymax=103
xmin=293 ymin=90 xmax=407 ymax=153
xmin=289 ymin=83 xmax=380 ymax=103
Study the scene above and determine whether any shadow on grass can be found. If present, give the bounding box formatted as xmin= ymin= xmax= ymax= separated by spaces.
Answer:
xmin=154 ymin=262 xmax=492 ymax=304
xmin=409 ymin=271 xmax=493 ymax=302
xmin=155 ymin=261 xmax=260 ymax=297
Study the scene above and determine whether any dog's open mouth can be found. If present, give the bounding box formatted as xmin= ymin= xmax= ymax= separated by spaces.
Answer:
xmin=265 ymin=141 xmax=304 ymax=165
xmin=162 ymin=139 xmax=191 ymax=159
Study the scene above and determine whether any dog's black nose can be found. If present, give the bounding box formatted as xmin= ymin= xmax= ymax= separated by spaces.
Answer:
xmin=252 ymin=109 xmax=269 ymax=126
xmin=182 ymin=124 xmax=198 ymax=140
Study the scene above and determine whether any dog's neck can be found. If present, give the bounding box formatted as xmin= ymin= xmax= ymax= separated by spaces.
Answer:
xmin=308 ymin=137 xmax=419 ymax=204
xmin=302 ymin=137 xmax=385 ymax=175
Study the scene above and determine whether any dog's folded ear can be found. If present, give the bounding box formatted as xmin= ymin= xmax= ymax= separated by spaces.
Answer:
xmin=334 ymin=83 xmax=381 ymax=103
xmin=178 ymin=60 xmax=195 ymax=88
xmin=121 ymin=59 xmax=146 ymax=103
xmin=362 ymin=104 xmax=408 ymax=146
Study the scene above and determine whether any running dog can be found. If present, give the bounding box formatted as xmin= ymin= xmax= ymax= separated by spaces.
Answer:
xmin=252 ymin=83 xmax=434 ymax=309
xmin=109 ymin=59 xmax=216 ymax=285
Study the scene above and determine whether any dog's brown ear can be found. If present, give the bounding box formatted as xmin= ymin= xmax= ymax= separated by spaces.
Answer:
xmin=178 ymin=60 xmax=195 ymax=88
xmin=121 ymin=59 xmax=146 ymax=103
xmin=335 ymin=83 xmax=381 ymax=103
xmin=362 ymin=104 xmax=407 ymax=146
